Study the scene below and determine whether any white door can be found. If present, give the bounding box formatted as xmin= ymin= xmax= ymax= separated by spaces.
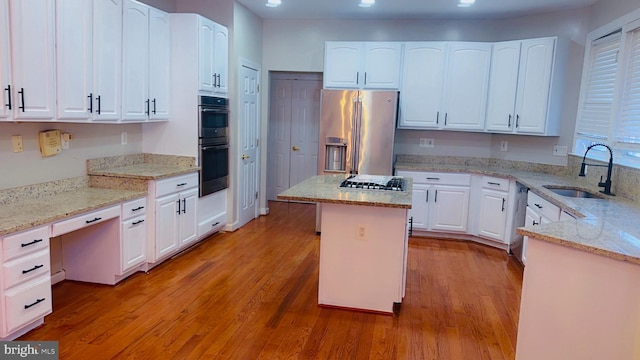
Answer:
xmin=430 ymin=185 xmax=470 ymax=233
xmin=409 ymin=183 xmax=429 ymax=230
xmin=121 ymin=0 xmax=149 ymax=121
xmin=178 ymin=188 xmax=198 ymax=247
xmin=213 ymin=24 xmax=228 ymax=96
xmin=323 ymin=42 xmax=362 ymax=89
xmin=121 ymin=215 xmax=147 ymax=272
xmin=363 ymin=42 xmax=402 ymax=89
xmin=486 ymin=41 xmax=521 ymax=132
xmin=238 ymin=63 xmax=260 ymax=227
xmin=0 ymin=0 xmax=10 ymax=120
xmin=198 ymin=16 xmax=215 ymax=93
xmin=155 ymin=193 xmax=180 ymax=260
xmin=148 ymin=7 xmax=170 ymax=120
xmin=478 ymin=189 xmax=508 ymax=242
xmin=93 ymin=0 xmax=122 ymax=121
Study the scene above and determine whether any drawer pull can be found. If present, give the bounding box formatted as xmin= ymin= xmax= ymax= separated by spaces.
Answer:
xmin=426 ymin=177 xmax=440 ymax=180
xmin=24 ymin=298 xmax=45 ymax=309
xmin=532 ymin=220 xmax=539 ymax=226
xmin=132 ymin=206 xmax=145 ymax=212
xmin=85 ymin=217 xmax=102 ymax=224
xmin=21 ymin=239 xmax=43 ymax=248
xmin=22 ymin=264 xmax=44 ymax=274
xmin=212 ymin=222 xmax=220 ymax=227
xmin=502 ymin=198 xmax=506 ymax=212
xmin=488 ymin=182 xmax=501 ymax=186
xmin=176 ymin=182 xmax=188 ymax=187
xmin=132 ymin=220 xmax=145 ymax=226
xmin=534 ymin=203 xmax=543 ymax=209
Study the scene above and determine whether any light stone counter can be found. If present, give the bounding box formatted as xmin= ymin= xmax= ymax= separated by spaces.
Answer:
xmin=277 ymin=174 xmax=412 ymax=209
xmin=394 ymin=161 xmax=640 ymax=265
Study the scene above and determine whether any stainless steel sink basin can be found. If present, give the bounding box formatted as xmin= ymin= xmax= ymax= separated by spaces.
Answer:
xmin=543 ymin=185 xmax=605 ymax=199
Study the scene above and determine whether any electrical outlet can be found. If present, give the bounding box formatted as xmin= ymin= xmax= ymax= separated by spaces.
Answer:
xmin=11 ymin=135 xmax=23 ymax=153
xmin=61 ymin=132 xmax=71 ymax=150
xmin=500 ymin=141 xmax=508 ymax=151
xmin=121 ymin=132 xmax=127 ymax=145
xmin=357 ymin=224 xmax=366 ymax=240
xmin=553 ymin=145 xmax=568 ymax=156
xmin=426 ymin=138 xmax=434 ymax=148
xmin=419 ymin=138 xmax=435 ymax=148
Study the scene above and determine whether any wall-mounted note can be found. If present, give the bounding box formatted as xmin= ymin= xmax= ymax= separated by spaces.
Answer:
xmin=39 ymin=129 xmax=62 ymax=157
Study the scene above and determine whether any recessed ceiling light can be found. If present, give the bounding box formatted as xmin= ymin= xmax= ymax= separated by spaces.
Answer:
xmin=458 ymin=0 xmax=475 ymax=7
xmin=266 ymin=0 xmax=281 ymax=7
xmin=359 ymin=0 xmax=375 ymax=8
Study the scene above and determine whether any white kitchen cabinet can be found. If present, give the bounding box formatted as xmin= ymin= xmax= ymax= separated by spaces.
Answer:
xmin=147 ymin=173 xmax=198 ymax=265
xmin=197 ymin=188 xmax=227 ymax=238
xmin=120 ymin=198 xmax=147 ymax=272
xmin=92 ymin=0 xmax=123 ymax=121
xmin=522 ymin=190 xmax=561 ymax=264
xmin=0 ymin=0 xmax=11 ymax=120
xmin=476 ymin=176 xmax=512 ymax=243
xmin=398 ymin=171 xmax=470 ymax=233
xmin=122 ymin=0 xmax=170 ymax=121
xmin=486 ymin=37 xmax=559 ymax=135
xmin=8 ymin=0 xmax=56 ymax=120
xmin=324 ymin=41 xmax=402 ymax=89
xmin=198 ymin=16 xmax=228 ymax=96
xmin=397 ymin=42 xmax=491 ymax=131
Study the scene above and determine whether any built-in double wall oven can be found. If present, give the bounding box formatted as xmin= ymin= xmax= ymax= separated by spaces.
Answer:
xmin=199 ymin=96 xmax=229 ymax=197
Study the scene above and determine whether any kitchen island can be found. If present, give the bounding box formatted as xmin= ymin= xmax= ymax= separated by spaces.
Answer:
xmin=278 ymin=175 xmax=412 ymax=314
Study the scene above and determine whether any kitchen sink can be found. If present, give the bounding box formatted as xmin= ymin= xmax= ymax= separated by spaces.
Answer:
xmin=543 ymin=185 xmax=605 ymax=199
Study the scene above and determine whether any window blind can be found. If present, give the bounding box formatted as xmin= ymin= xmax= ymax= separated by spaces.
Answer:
xmin=617 ymin=27 xmax=640 ymax=144
xmin=576 ymin=32 xmax=621 ymax=140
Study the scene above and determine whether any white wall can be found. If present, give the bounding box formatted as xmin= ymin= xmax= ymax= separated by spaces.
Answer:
xmin=589 ymin=0 xmax=640 ymax=31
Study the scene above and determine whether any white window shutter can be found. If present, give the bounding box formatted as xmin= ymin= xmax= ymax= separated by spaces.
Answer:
xmin=576 ymin=32 xmax=621 ymax=140
xmin=617 ymin=27 xmax=640 ymax=144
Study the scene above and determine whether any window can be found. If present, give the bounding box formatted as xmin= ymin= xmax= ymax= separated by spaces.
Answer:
xmin=574 ymin=13 xmax=640 ymax=167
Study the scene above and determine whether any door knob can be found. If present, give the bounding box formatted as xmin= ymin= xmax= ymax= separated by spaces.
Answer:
xmin=242 ymin=154 xmax=250 ymax=160
xmin=292 ymin=146 xmax=300 ymax=151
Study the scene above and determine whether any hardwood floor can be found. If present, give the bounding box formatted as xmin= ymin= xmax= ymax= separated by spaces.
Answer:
xmin=20 ymin=201 xmax=523 ymax=359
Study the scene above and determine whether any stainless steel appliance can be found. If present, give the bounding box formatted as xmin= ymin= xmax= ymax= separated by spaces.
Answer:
xmin=318 ymin=89 xmax=399 ymax=176
xmin=316 ymin=89 xmax=400 ymax=231
xmin=339 ymin=175 xmax=406 ymax=191
xmin=199 ymin=95 xmax=229 ymax=197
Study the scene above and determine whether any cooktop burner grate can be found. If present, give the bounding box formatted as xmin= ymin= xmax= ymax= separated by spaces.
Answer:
xmin=339 ymin=175 xmax=406 ymax=191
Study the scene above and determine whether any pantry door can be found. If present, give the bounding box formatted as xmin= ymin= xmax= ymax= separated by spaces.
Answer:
xmin=238 ymin=61 xmax=260 ymax=228
xmin=267 ymin=73 xmax=322 ymax=201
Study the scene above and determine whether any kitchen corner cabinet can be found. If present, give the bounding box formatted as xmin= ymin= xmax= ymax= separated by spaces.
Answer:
xmin=486 ymin=37 xmax=558 ymax=135
xmin=7 ymin=0 xmax=56 ymax=120
xmin=0 ymin=0 xmax=11 ymax=120
xmin=122 ymin=0 xmax=170 ymax=121
xmin=147 ymin=173 xmax=198 ymax=264
xmin=199 ymin=16 xmax=228 ymax=96
xmin=397 ymin=171 xmax=470 ymax=233
xmin=397 ymin=42 xmax=491 ymax=131
xmin=323 ymin=42 xmax=402 ymax=89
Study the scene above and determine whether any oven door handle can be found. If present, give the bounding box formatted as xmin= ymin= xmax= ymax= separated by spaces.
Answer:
xmin=201 ymin=144 xmax=229 ymax=151
xmin=201 ymin=108 xmax=230 ymax=114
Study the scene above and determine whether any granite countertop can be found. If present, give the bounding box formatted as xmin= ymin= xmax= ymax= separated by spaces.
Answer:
xmin=277 ymin=174 xmax=413 ymax=209
xmin=395 ymin=161 xmax=640 ymax=265
xmin=88 ymin=163 xmax=198 ymax=180
xmin=0 ymin=187 xmax=147 ymax=236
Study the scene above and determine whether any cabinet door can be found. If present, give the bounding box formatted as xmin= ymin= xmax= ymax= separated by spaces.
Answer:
xmin=121 ymin=0 xmax=149 ymax=121
xmin=486 ymin=41 xmax=521 ymax=132
xmin=9 ymin=0 xmax=56 ymax=120
xmin=443 ymin=43 xmax=492 ymax=131
xmin=148 ymin=7 xmax=170 ymax=119
xmin=121 ymin=215 xmax=147 ymax=272
xmin=525 ymin=206 xmax=540 ymax=227
xmin=212 ymin=23 xmax=228 ymax=96
xmin=198 ymin=16 xmax=215 ymax=93
xmin=55 ymin=0 xmax=93 ymax=121
xmin=408 ymin=183 xmax=429 ymax=230
xmin=0 ymin=0 xmax=12 ymax=120
xmin=514 ymin=37 xmax=555 ymax=134
xmin=323 ymin=42 xmax=362 ymax=89
xmin=155 ymin=193 xmax=180 ymax=260
xmin=179 ymin=188 xmax=198 ymax=247
xmin=363 ymin=42 xmax=401 ymax=89
xmin=430 ymin=185 xmax=470 ymax=233
xmin=93 ymin=0 xmax=122 ymax=121
xmin=478 ymin=189 xmax=508 ymax=242
xmin=398 ymin=42 xmax=446 ymax=129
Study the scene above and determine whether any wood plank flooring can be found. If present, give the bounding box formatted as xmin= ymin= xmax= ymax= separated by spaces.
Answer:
xmin=19 ymin=201 xmax=523 ymax=359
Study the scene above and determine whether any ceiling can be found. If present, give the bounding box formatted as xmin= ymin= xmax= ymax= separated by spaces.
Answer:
xmin=236 ymin=0 xmax=599 ymax=20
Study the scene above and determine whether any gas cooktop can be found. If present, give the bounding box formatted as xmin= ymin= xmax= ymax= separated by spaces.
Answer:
xmin=339 ymin=175 xmax=406 ymax=191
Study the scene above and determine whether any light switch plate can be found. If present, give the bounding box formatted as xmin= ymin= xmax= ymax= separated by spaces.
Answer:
xmin=11 ymin=135 xmax=23 ymax=153
xmin=553 ymin=145 xmax=568 ymax=156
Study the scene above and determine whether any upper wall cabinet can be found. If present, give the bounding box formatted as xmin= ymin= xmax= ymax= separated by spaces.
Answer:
xmin=486 ymin=37 xmax=559 ymax=135
xmin=122 ymin=0 xmax=170 ymax=121
xmin=56 ymin=0 xmax=122 ymax=122
xmin=7 ymin=0 xmax=56 ymax=121
xmin=324 ymin=42 xmax=402 ymax=89
xmin=198 ymin=16 xmax=228 ymax=97
xmin=0 ymin=0 xmax=11 ymax=120
xmin=398 ymin=42 xmax=492 ymax=131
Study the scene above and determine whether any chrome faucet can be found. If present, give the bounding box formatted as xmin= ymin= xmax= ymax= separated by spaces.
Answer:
xmin=578 ymin=143 xmax=615 ymax=196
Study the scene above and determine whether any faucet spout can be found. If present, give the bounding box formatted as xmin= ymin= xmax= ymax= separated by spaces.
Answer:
xmin=579 ymin=143 xmax=615 ymax=196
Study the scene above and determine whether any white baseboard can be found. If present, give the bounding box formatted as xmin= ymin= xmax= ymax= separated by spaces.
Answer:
xmin=51 ymin=270 xmax=66 ymax=285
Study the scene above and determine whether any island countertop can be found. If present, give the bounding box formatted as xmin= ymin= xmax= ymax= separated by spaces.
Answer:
xmin=277 ymin=174 xmax=412 ymax=209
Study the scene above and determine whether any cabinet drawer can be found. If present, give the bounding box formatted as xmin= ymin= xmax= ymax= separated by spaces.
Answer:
xmin=397 ymin=171 xmax=471 ymax=186
xmin=4 ymin=276 xmax=52 ymax=335
xmin=154 ymin=173 xmax=198 ymax=198
xmin=122 ymin=197 xmax=147 ymax=220
xmin=527 ymin=191 xmax=560 ymax=222
xmin=481 ymin=176 xmax=510 ymax=192
xmin=51 ymin=205 xmax=120 ymax=237
xmin=198 ymin=212 xmax=226 ymax=238
xmin=3 ymin=250 xmax=51 ymax=290
xmin=3 ymin=226 xmax=50 ymax=262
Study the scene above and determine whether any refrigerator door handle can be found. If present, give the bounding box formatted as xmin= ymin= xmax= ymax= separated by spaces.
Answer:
xmin=350 ymin=95 xmax=359 ymax=174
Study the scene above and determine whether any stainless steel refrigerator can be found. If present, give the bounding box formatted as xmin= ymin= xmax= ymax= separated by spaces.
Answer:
xmin=315 ymin=89 xmax=399 ymax=232
xmin=317 ymin=89 xmax=399 ymax=176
